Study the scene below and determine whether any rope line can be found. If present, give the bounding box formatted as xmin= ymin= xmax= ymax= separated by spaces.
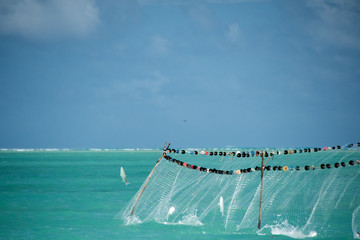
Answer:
xmin=163 ymin=154 xmax=360 ymax=176
xmin=167 ymin=142 xmax=359 ymax=159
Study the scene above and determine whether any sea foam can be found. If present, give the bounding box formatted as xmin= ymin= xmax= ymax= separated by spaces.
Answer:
xmin=258 ymin=220 xmax=317 ymax=239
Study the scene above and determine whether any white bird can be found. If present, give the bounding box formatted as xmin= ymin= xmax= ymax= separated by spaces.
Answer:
xmin=120 ymin=167 xmax=128 ymax=185
xmin=219 ymin=196 xmax=224 ymax=216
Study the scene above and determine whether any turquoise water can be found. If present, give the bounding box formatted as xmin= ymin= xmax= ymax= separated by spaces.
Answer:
xmin=0 ymin=150 xmax=161 ymax=239
xmin=0 ymin=148 xmax=359 ymax=239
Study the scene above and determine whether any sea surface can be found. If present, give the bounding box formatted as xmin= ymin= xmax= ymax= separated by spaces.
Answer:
xmin=0 ymin=148 xmax=359 ymax=239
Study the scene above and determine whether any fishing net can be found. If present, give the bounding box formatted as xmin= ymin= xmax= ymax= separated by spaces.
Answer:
xmin=117 ymin=144 xmax=360 ymax=238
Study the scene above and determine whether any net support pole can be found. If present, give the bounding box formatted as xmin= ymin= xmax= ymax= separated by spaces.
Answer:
xmin=130 ymin=142 xmax=170 ymax=216
xmin=258 ymin=151 xmax=265 ymax=229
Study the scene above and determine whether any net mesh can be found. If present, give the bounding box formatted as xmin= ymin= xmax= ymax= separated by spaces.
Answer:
xmin=117 ymin=145 xmax=360 ymax=238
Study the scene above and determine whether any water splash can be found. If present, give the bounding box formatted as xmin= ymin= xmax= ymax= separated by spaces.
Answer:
xmin=123 ymin=215 xmax=142 ymax=225
xmin=259 ymin=220 xmax=317 ymax=239
xmin=164 ymin=214 xmax=204 ymax=226
xmin=178 ymin=214 xmax=203 ymax=226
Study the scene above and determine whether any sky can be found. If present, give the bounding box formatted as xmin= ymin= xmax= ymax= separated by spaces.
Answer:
xmin=0 ymin=0 xmax=359 ymax=149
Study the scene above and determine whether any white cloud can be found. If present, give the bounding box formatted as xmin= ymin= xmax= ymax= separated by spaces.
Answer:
xmin=103 ymin=71 xmax=172 ymax=107
xmin=226 ymin=23 xmax=241 ymax=43
xmin=137 ymin=0 xmax=184 ymax=6
xmin=137 ymin=0 xmax=264 ymax=5
xmin=188 ymin=4 xmax=213 ymax=29
xmin=149 ymin=34 xmax=170 ymax=55
xmin=207 ymin=0 xmax=265 ymax=3
xmin=306 ymin=0 xmax=360 ymax=50
xmin=130 ymin=71 xmax=169 ymax=96
xmin=0 ymin=0 xmax=99 ymax=40
xmin=101 ymin=71 xmax=170 ymax=103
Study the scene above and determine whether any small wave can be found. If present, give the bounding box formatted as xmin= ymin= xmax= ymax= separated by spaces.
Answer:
xmin=0 ymin=148 xmax=162 ymax=152
xmin=0 ymin=148 xmax=72 ymax=152
xmin=178 ymin=214 xmax=204 ymax=226
xmin=162 ymin=214 xmax=203 ymax=226
xmin=89 ymin=148 xmax=103 ymax=151
xmin=123 ymin=215 xmax=142 ymax=225
xmin=258 ymin=220 xmax=317 ymax=239
xmin=14 ymin=149 xmax=35 ymax=152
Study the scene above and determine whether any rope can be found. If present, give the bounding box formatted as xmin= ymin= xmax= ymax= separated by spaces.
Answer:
xmin=168 ymin=142 xmax=359 ymax=158
xmin=163 ymin=154 xmax=360 ymax=176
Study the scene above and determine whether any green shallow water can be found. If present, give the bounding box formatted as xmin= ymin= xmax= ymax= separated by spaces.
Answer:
xmin=0 ymin=149 xmax=359 ymax=239
xmin=0 ymin=151 xmax=158 ymax=240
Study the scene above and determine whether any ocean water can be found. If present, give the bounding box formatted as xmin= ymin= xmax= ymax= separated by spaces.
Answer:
xmin=0 ymin=147 xmax=359 ymax=239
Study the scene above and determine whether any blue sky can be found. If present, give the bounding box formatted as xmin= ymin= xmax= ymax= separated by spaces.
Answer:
xmin=0 ymin=0 xmax=359 ymax=149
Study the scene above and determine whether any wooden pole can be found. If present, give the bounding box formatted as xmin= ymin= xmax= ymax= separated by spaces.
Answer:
xmin=130 ymin=142 xmax=170 ymax=216
xmin=258 ymin=151 xmax=265 ymax=229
